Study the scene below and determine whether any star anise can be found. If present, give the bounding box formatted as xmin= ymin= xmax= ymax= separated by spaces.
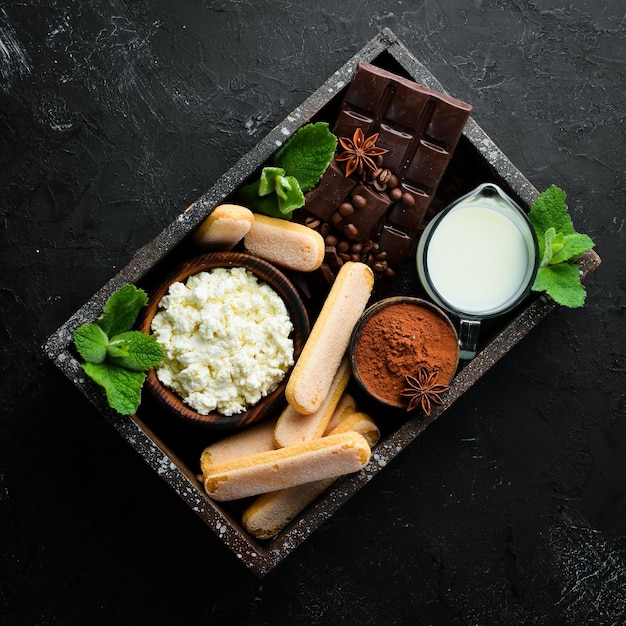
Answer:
xmin=400 ymin=367 xmax=449 ymax=415
xmin=336 ymin=128 xmax=388 ymax=178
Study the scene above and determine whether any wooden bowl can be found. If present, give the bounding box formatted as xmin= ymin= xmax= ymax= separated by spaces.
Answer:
xmin=137 ymin=252 xmax=310 ymax=429
xmin=349 ymin=296 xmax=459 ymax=410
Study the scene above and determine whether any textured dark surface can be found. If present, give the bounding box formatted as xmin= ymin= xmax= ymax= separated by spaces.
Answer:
xmin=1 ymin=1 xmax=624 ymax=624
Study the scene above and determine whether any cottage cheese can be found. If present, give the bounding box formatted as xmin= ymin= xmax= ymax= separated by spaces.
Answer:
xmin=151 ymin=267 xmax=294 ymax=416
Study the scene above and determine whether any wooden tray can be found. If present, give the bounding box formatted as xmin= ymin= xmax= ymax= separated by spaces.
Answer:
xmin=43 ymin=28 xmax=601 ymax=578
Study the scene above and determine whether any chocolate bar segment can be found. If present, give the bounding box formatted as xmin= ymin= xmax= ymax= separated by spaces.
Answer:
xmin=333 ymin=183 xmax=391 ymax=242
xmin=304 ymin=161 xmax=357 ymax=221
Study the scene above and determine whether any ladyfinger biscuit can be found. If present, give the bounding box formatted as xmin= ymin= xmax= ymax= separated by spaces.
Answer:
xmin=244 ymin=213 xmax=325 ymax=272
xmin=192 ymin=204 xmax=254 ymax=250
xmin=243 ymin=407 xmax=376 ymax=540
xmin=327 ymin=411 xmax=380 ymax=447
xmin=273 ymin=356 xmax=351 ymax=448
xmin=285 ymin=261 xmax=374 ymax=414
xmin=242 ymin=478 xmax=335 ymax=540
xmin=322 ymin=392 xmax=357 ymax=434
xmin=203 ymin=431 xmax=370 ymax=502
xmin=199 ymin=417 xmax=277 ymax=477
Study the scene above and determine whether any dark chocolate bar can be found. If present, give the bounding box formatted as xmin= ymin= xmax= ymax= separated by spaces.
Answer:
xmin=301 ymin=61 xmax=472 ymax=282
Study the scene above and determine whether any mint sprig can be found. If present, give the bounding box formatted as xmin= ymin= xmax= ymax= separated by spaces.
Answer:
xmin=529 ymin=185 xmax=595 ymax=308
xmin=236 ymin=122 xmax=337 ymax=219
xmin=257 ymin=166 xmax=305 ymax=216
xmin=73 ymin=285 xmax=164 ymax=415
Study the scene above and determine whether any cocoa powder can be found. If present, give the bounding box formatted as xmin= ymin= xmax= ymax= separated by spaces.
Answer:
xmin=353 ymin=299 xmax=459 ymax=408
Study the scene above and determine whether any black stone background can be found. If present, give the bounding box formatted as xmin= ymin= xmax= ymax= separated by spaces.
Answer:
xmin=2 ymin=1 xmax=625 ymax=624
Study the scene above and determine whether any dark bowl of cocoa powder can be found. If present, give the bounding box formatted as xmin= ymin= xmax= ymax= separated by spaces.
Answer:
xmin=349 ymin=296 xmax=460 ymax=411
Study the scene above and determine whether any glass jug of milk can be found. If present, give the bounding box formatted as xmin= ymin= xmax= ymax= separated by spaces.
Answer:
xmin=417 ymin=183 xmax=539 ymax=359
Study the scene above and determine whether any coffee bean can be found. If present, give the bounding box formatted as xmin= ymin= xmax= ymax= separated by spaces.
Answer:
xmin=325 ymin=234 xmax=339 ymax=247
xmin=338 ymin=202 xmax=354 ymax=217
xmin=344 ymin=223 xmax=359 ymax=238
xmin=331 ymin=212 xmax=343 ymax=225
xmin=390 ymin=187 xmax=403 ymax=201
xmin=402 ymin=192 xmax=416 ymax=207
xmin=351 ymin=194 xmax=367 ymax=210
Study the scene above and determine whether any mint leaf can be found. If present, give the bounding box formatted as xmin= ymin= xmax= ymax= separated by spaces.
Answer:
xmin=258 ymin=167 xmax=286 ymax=196
xmin=274 ymin=122 xmax=337 ymax=192
xmin=237 ymin=181 xmax=283 ymax=218
xmin=274 ymin=173 xmax=292 ymax=200
xmin=83 ymin=362 xmax=145 ymax=415
xmin=529 ymin=185 xmax=575 ymax=252
xmin=532 ymin=264 xmax=587 ymax=308
xmin=276 ymin=175 xmax=305 ymax=215
xmin=541 ymin=227 xmax=562 ymax=266
xmin=551 ymin=233 xmax=595 ymax=265
xmin=107 ymin=331 xmax=165 ymax=371
xmin=529 ymin=186 xmax=595 ymax=308
xmin=97 ymin=284 xmax=148 ymax=337
xmin=73 ymin=323 xmax=109 ymax=364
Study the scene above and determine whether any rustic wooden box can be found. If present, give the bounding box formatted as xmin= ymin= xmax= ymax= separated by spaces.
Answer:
xmin=43 ymin=29 xmax=600 ymax=577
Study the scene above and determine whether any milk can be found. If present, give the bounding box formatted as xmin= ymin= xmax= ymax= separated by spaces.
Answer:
xmin=425 ymin=206 xmax=531 ymax=315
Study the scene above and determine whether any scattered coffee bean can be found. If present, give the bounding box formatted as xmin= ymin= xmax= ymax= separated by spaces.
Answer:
xmin=338 ymin=202 xmax=354 ymax=217
xmin=351 ymin=194 xmax=367 ymax=210
xmin=401 ymin=192 xmax=415 ymax=207
xmin=331 ymin=212 xmax=343 ymax=225
xmin=344 ymin=223 xmax=359 ymax=238
xmin=390 ymin=187 xmax=403 ymax=201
